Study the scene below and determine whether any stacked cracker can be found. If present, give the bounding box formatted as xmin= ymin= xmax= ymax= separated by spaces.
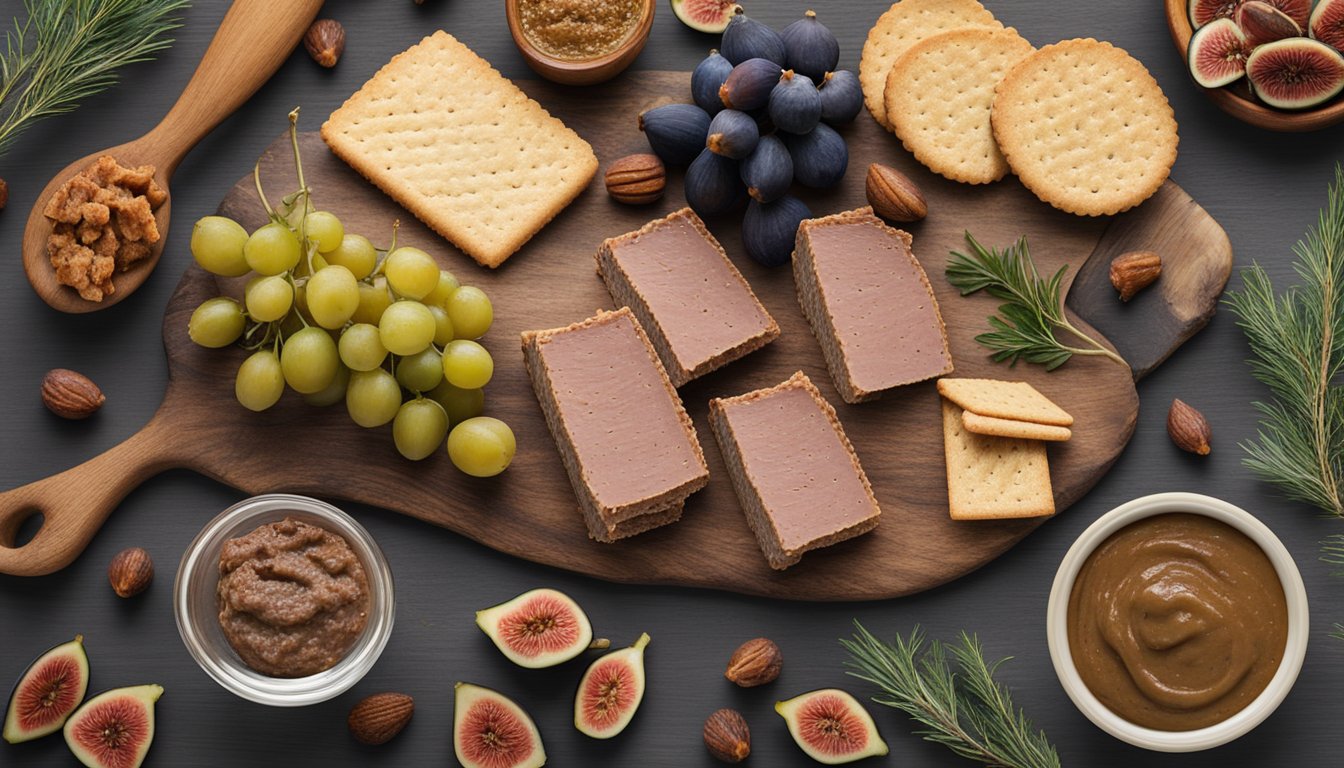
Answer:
xmin=937 ymin=379 xmax=1072 ymax=520
xmin=861 ymin=0 xmax=1178 ymax=215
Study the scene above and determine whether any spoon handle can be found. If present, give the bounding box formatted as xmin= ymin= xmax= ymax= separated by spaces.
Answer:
xmin=147 ymin=0 xmax=326 ymax=175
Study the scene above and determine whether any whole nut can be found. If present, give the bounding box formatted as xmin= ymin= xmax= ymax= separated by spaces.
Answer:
xmin=1109 ymin=250 xmax=1162 ymax=301
xmin=304 ymin=19 xmax=345 ymax=68
xmin=604 ymin=153 xmax=666 ymax=205
xmin=348 ymin=692 xmax=414 ymax=745
xmin=724 ymin=637 xmax=782 ymax=687
xmin=1167 ymin=398 xmax=1211 ymax=455
xmin=42 ymin=369 xmax=105 ymax=419
xmin=865 ymin=163 xmax=927 ymax=222
xmin=703 ymin=708 xmax=751 ymax=763
xmin=108 ymin=547 xmax=153 ymax=598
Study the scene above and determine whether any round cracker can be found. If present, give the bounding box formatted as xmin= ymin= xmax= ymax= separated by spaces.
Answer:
xmin=884 ymin=28 xmax=1034 ymax=184
xmin=990 ymin=39 xmax=1178 ymax=217
xmin=859 ymin=0 xmax=1002 ymax=128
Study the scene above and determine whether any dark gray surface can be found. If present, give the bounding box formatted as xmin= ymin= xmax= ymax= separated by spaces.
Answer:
xmin=1 ymin=1 xmax=1341 ymax=765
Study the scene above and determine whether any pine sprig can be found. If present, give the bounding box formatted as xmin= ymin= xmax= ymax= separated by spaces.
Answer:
xmin=1225 ymin=165 xmax=1344 ymax=518
xmin=946 ymin=233 xmax=1127 ymax=371
xmin=0 ymin=0 xmax=188 ymax=156
xmin=841 ymin=622 xmax=1060 ymax=768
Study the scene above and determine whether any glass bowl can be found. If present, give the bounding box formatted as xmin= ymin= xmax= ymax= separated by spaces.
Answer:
xmin=174 ymin=493 xmax=395 ymax=706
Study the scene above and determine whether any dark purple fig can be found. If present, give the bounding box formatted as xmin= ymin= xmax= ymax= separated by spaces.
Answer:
xmin=671 ymin=0 xmax=739 ymax=34
xmin=1236 ymin=1 xmax=1301 ymax=45
xmin=1312 ymin=0 xmax=1344 ymax=54
xmin=686 ymin=148 xmax=746 ymax=218
xmin=720 ymin=57 xmax=782 ymax=111
xmin=780 ymin=10 xmax=840 ymax=81
xmin=721 ymin=7 xmax=785 ymax=66
xmin=692 ymin=49 xmax=734 ymax=115
xmin=64 ymin=685 xmax=162 ymax=768
xmin=1268 ymin=0 xmax=1311 ymax=27
xmin=1187 ymin=17 xmax=1249 ymax=88
xmin=818 ymin=70 xmax=863 ymax=125
xmin=707 ymin=109 xmax=760 ymax=159
xmin=782 ymin=123 xmax=848 ymax=189
xmin=743 ymin=195 xmax=812 ymax=267
xmin=1189 ymin=0 xmax=1309 ymax=28
xmin=769 ymin=70 xmax=822 ymax=135
xmin=1247 ymin=37 xmax=1344 ymax=108
xmin=4 ymin=636 xmax=89 ymax=743
xmin=740 ymin=135 xmax=793 ymax=203
xmin=638 ymin=103 xmax=711 ymax=167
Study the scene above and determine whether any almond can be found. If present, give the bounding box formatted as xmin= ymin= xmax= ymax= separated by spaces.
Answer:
xmin=1167 ymin=398 xmax=1211 ymax=455
xmin=1109 ymin=250 xmax=1162 ymax=302
xmin=604 ymin=153 xmax=666 ymax=205
xmin=41 ymin=368 xmax=105 ymax=419
xmin=348 ymin=692 xmax=414 ymax=745
xmin=304 ymin=19 xmax=345 ymax=68
xmin=865 ymin=163 xmax=927 ymax=222
xmin=703 ymin=708 xmax=751 ymax=763
xmin=724 ymin=637 xmax=782 ymax=687
xmin=108 ymin=547 xmax=153 ymax=598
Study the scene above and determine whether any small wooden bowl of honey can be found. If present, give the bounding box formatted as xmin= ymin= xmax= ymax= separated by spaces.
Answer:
xmin=506 ymin=0 xmax=656 ymax=86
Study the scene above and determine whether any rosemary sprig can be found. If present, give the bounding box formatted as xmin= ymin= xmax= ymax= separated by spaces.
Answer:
xmin=0 ymin=0 xmax=188 ymax=156
xmin=841 ymin=622 xmax=1059 ymax=768
xmin=1323 ymin=535 xmax=1344 ymax=641
xmin=946 ymin=233 xmax=1127 ymax=371
xmin=1224 ymin=165 xmax=1344 ymax=519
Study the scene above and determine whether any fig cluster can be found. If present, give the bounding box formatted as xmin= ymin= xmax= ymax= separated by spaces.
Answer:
xmin=639 ymin=8 xmax=861 ymax=267
xmin=1187 ymin=0 xmax=1344 ymax=109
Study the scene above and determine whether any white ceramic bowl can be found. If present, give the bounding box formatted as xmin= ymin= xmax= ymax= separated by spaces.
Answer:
xmin=1046 ymin=492 xmax=1309 ymax=751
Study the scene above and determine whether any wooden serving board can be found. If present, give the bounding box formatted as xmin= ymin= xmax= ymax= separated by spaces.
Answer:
xmin=0 ymin=72 xmax=1232 ymax=599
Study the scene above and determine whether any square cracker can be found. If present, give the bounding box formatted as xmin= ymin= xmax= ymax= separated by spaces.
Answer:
xmin=942 ymin=400 xmax=1054 ymax=520
xmin=936 ymin=378 xmax=1073 ymax=426
xmin=322 ymin=31 xmax=598 ymax=268
xmin=962 ymin=411 xmax=1071 ymax=442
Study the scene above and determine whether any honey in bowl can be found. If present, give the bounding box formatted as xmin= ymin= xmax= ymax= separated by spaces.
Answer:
xmin=1067 ymin=513 xmax=1288 ymax=731
xmin=517 ymin=0 xmax=643 ymax=61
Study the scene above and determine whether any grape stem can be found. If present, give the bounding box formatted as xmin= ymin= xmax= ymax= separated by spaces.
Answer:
xmin=371 ymin=220 xmax=400 ymax=278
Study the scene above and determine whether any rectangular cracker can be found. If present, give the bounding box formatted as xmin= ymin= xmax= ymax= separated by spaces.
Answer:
xmin=321 ymin=31 xmax=598 ymax=268
xmin=962 ymin=411 xmax=1071 ymax=442
xmin=942 ymin=399 xmax=1054 ymax=520
xmin=936 ymin=378 xmax=1073 ymax=426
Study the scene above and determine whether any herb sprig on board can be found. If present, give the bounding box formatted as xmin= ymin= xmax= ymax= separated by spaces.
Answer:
xmin=946 ymin=233 xmax=1127 ymax=371
xmin=841 ymin=622 xmax=1060 ymax=768
xmin=0 ymin=0 xmax=189 ymax=156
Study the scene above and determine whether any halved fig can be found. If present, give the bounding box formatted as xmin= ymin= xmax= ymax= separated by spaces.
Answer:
xmin=1247 ymin=37 xmax=1344 ymax=108
xmin=1312 ymin=0 xmax=1344 ymax=54
xmin=3 ymin=635 xmax=89 ymax=743
xmin=574 ymin=632 xmax=650 ymax=739
xmin=63 ymin=684 xmax=161 ymax=768
xmin=453 ymin=683 xmax=546 ymax=768
xmin=1188 ymin=18 xmax=1251 ymax=88
xmin=775 ymin=689 xmax=889 ymax=765
xmin=671 ymin=0 xmax=740 ymax=34
xmin=1190 ymin=0 xmax=1310 ymax=28
xmin=1237 ymin=1 xmax=1302 ymax=45
xmin=476 ymin=588 xmax=601 ymax=669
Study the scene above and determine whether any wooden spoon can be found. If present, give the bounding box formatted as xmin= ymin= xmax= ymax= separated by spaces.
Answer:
xmin=21 ymin=0 xmax=325 ymax=314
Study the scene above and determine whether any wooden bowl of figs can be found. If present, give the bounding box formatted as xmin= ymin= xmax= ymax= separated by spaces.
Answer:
xmin=1166 ymin=0 xmax=1344 ymax=131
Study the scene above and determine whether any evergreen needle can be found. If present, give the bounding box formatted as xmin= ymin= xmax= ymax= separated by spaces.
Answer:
xmin=946 ymin=233 xmax=1127 ymax=371
xmin=841 ymin=621 xmax=1059 ymax=768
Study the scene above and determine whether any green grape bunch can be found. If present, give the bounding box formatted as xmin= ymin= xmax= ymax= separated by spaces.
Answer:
xmin=185 ymin=109 xmax=514 ymax=476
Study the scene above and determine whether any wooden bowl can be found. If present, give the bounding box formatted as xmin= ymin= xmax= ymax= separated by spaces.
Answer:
xmin=505 ymin=0 xmax=655 ymax=86
xmin=1164 ymin=0 xmax=1344 ymax=131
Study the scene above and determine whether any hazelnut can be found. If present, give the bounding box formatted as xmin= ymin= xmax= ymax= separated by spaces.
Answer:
xmin=865 ymin=163 xmax=927 ymax=223
xmin=703 ymin=708 xmax=751 ymax=763
xmin=1167 ymin=398 xmax=1212 ymax=456
xmin=304 ymin=19 xmax=345 ymax=68
xmin=348 ymin=692 xmax=415 ymax=745
xmin=41 ymin=369 xmax=105 ymax=420
xmin=604 ymin=153 xmax=666 ymax=205
xmin=1109 ymin=250 xmax=1162 ymax=301
xmin=724 ymin=637 xmax=782 ymax=687
xmin=108 ymin=547 xmax=153 ymax=598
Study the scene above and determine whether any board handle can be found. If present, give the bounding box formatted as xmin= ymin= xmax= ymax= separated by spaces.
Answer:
xmin=0 ymin=419 xmax=177 ymax=577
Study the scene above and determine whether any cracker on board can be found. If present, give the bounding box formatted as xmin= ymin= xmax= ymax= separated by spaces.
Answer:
xmin=859 ymin=0 xmax=1002 ymax=129
xmin=936 ymin=378 xmax=1074 ymax=426
xmin=962 ymin=411 xmax=1072 ymax=442
xmin=884 ymin=27 xmax=1034 ymax=184
xmin=942 ymin=400 xmax=1055 ymax=520
xmin=990 ymin=38 xmax=1178 ymax=217
xmin=322 ymin=31 xmax=598 ymax=268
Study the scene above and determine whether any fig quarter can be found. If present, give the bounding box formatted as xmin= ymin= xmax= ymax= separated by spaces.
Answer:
xmin=41 ymin=368 xmax=105 ymax=419
xmin=1168 ymin=398 xmax=1212 ymax=456
xmin=348 ymin=692 xmax=414 ymax=745
xmin=108 ymin=547 xmax=153 ymax=598
xmin=865 ymin=163 xmax=927 ymax=222
xmin=725 ymin=637 xmax=782 ymax=687
xmin=604 ymin=154 xmax=666 ymax=205
xmin=703 ymin=708 xmax=751 ymax=763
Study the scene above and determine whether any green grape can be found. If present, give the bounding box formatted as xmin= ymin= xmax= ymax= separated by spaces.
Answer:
xmin=188 ymin=297 xmax=245 ymax=348
xmin=346 ymin=368 xmax=402 ymax=427
xmin=393 ymin=398 xmax=450 ymax=461
xmin=236 ymin=349 xmax=285 ymax=412
xmin=191 ymin=216 xmax=250 ymax=277
xmin=441 ymin=339 xmax=493 ymax=389
xmin=324 ymin=234 xmax=378 ymax=280
xmin=396 ymin=347 xmax=443 ymax=392
xmin=447 ymin=417 xmax=516 ymax=477
xmin=302 ymin=364 xmax=350 ymax=407
xmin=244 ymin=221 xmax=302 ymax=275
xmin=245 ymin=275 xmax=294 ymax=322
xmin=379 ymin=300 xmax=436 ymax=356
xmin=280 ymin=326 xmax=339 ymax=394
xmin=428 ymin=304 xmax=455 ymax=346
xmin=426 ymin=269 xmax=461 ymax=309
xmin=307 ymin=265 xmax=360 ymax=329
xmin=351 ymin=277 xmax=392 ymax=325
xmin=446 ymin=285 xmax=493 ymax=339
xmin=304 ymin=211 xmax=345 ymax=253
xmin=428 ymin=381 xmax=485 ymax=425
xmin=384 ymin=247 xmax=440 ymax=300
xmin=338 ymin=323 xmax=387 ymax=371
